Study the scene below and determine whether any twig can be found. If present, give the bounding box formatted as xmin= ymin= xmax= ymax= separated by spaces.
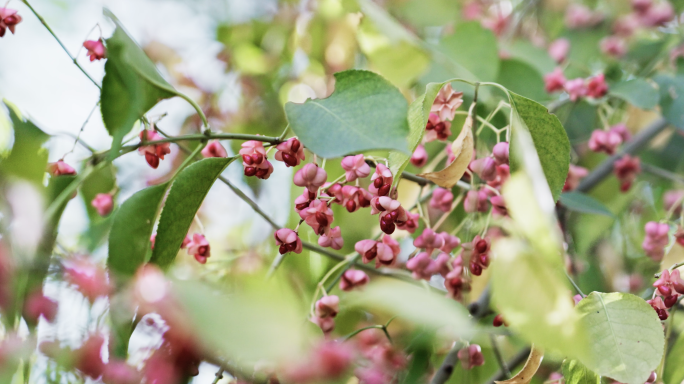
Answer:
xmin=365 ymin=160 xmax=472 ymax=190
xmin=485 ymin=347 xmax=532 ymax=384
xmin=211 ymin=368 xmax=224 ymax=384
xmin=576 ymin=118 xmax=670 ymax=193
xmin=641 ymin=162 xmax=684 ymax=185
xmin=22 ymin=0 xmax=101 ymax=89
xmin=490 ymin=334 xmax=512 ymax=378
xmin=430 ymin=341 xmax=465 ymax=384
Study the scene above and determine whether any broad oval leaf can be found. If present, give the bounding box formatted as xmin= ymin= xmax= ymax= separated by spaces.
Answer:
xmin=491 ymin=237 xmax=587 ymax=361
xmin=496 ymin=59 xmax=547 ymax=102
xmin=101 ymin=9 xmax=178 ymax=154
xmin=150 ymin=157 xmax=235 ymax=268
xmin=417 ymin=102 xmax=474 ymax=188
xmin=285 ymin=70 xmax=409 ymax=158
xmin=576 ymin=292 xmax=664 ymax=384
xmin=172 ymin=278 xmax=308 ymax=365
xmin=108 ymin=183 xmax=168 ymax=278
xmin=609 ymin=79 xmax=659 ymax=110
xmin=562 ymin=359 xmax=601 ymax=384
xmin=510 ymin=92 xmax=570 ymax=203
xmin=559 ymin=192 xmax=615 ymax=217
xmin=440 ymin=22 xmax=499 ymax=81
xmin=347 ymin=278 xmax=472 ymax=338
xmin=0 ymin=103 xmax=49 ymax=185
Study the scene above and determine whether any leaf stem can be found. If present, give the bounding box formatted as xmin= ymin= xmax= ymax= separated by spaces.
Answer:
xmin=176 ymin=92 xmax=209 ymax=130
xmin=22 ymin=0 xmax=101 ymax=89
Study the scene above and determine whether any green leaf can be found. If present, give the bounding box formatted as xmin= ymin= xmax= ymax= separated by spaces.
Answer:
xmin=654 ymin=74 xmax=684 ymax=131
xmin=348 ymin=278 xmax=473 ymax=338
xmin=664 ymin=331 xmax=684 ymax=384
xmin=440 ymin=22 xmax=499 ymax=81
xmin=509 ymin=92 xmax=571 ymax=203
xmin=560 ymin=192 xmax=615 ymax=217
xmin=285 ymin=70 xmax=409 ymax=158
xmin=172 ymin=278 xmax=309 ymax=365
xmin=609 ymin=79 xmax=659 ymax=110
xmin=101 ymin=9 xmax=178 ymax=154
xmin=562 ymin=359 xmax=601 ymax=384
xmin=503 ymin=40 xmax=557 ymax=76
xmin=575 ymin=292 xmax=664 ymax=384
xmin=150 ymin=157 xmax=235 ymax=268
xmin=393 ymin=0 xmax=459 ymax=27
xmin=388 ymin=81 xmax=446 ymax=186
xmin=496 ymin=59 xmax=547 ymax=102
xmin=491 ymin=237 xmax=587 ymax=361
xmin=0 ymin=103 xmax=49 ymax=184
xmin=107 ymin=183 xmax=168 ymax=278
xmin=80 ymin=163 xmax=117 ymax=221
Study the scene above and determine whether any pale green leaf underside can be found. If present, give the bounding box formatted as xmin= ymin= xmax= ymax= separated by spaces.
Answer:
xmin=285 ymin=70 xmax=409 ymax=158
xmin=576 ymin=292 xmax=664 ymax=384
xmin=609 ymin=79 xmax=659 ymax=110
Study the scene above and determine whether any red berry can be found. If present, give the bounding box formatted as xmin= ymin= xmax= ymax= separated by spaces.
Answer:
xmin=145 ymin=153 xmax=160 ymax=169
xmin=664 ymin=295 xmax=678 ymax=308
xmin=378 ymin=184 xmax=391 ymax=196
xmin=658 ymin=285 xmax=671 ymax=296
xmin=291 ymin=139 xmax=301 ymax=152
xmin=373 ymin=178 xmax=384 ymax=188
xmin=346 ymin=200 xmax=356 ymax=212
xmin=657 ymin=308 xmax=669 ymax=321
xmin=244 ymin=167 xmax=256 ymax=177
xmin=282 ymin=153 xmax=297 ymax=167
xmin=242 ymin=154 xmax=253 ymax=165
xmin=493 ymin=314 xmax=506 ymax=327
xmin=469 ymin=262 xmax=482 ymax=276
xmin=475 ymin=239 xmax=488 ymax=253
xmin=479 ymin=253 xmax=490 ymax=267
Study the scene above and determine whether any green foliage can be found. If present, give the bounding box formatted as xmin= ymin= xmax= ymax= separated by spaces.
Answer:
xmin=151 ymin=157 xmax=235 ymax=269
xmin=503 ymin=40 xmax=556 ymax=76
xmin=348 ymin=278 xmax=473 ymax=338
xmin=664 ymin=330 xmax=684 ymax=384
xmin=575 ymin=292 xmax=665 ymax=384
xmin=101 ymin=9 xmax=177 ymax=155
xmin=493 ymin=174 xmax=587 ymax=359
xmin=440 ymin=22 xmax=499 ymax=81
xmin=562 ymin=359 xmax=601 ymax=384
xmin=388 ymin=81 xmax=448 ymax=186
xmin=609 ymin=79 xmax=660 ymax=110
xmin=393 ymin=0 xmax=459 ymax=27
xmin=496 ymin=59 xmax=547 ymax=102
xmin=285 ymin=70 xmax=409 ymax=158
xmin=509 ymin=92 xmax=571 ymax=203
xmin=0 ymin=103 xmax=49 ymax=185
xmin=108 ymin=183 xmax=168 ymax=278
xmin=80 ymin=163 xmax=117 ymax=221
xmin=654 ymin=74 xmax=684 ymax=131
xmin=172 ymin=278 xmax=309 ymax=365
xmin=560 ymin=192 xmax=615 ymax=217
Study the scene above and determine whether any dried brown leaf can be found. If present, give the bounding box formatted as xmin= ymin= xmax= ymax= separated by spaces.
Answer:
xmin=495 ymin=345 xmax=544 ymax=384
xmin=417 ymin=102 xmax=475 ymax=188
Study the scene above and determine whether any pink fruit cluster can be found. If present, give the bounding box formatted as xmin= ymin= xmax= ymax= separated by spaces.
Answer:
xmin=0 ymin=8 xmax=22 ymax=37
xmin=138 ymin=130 xmax=171 ymax=169
xmin=613 ymin=154 xmax=641 ymax=192
xmin=648 ymin=269 xmax=684 ymax=320
xmin=641 ymin=221 xmax=669 ymax=261
xmin=545 ymin=70 xmax=609 ymax=101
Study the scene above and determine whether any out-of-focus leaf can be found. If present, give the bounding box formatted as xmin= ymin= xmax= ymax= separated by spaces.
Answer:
xmin=362 ymin=42 xmax=430 ymax=89
xmin=0 ymin=103 xmax=49 ymax=185
xmin=491 ymin=237 xmax=587 ymax=361
xmin=172 ymin=278 xmax=308 ymax=365
xmin=563 ymin=30 xmax=604 ymax=79
xmin=285 ymin=70 xmax=409 ymax=158
xmin=510 ymin=92 xmax=570 ymax=203
xmin=101 ymin=9 xmax=178 ymax=155
xmin=609 ymin=79 xmax=659 ymax=110
xmin=347 ymin=278 xmax=473 ymax=338
xmin=494 ymin=346 xmax=544 ymax=384
xmin=151 ymin=157 xmax=235 ymax=269
xmin=575 ymin=292 xmax=664 ymax=384
xmin=496 ymin=59 xmax=547 ymax=102
xmin=417 ymin=103 xmax=474 ymax=188
xmin=654 ymin=74 xmax=684 ymax=131
xmin=80 ymin=216 xmax=113 ymax=252
xmin=388 ymin=81 xmax=450 ymax=187
xmin=503 ymin=40 xmax=556 ymax=76
xmin=664 ymin=331 xmax=684 ymax=384
xmin=80 ymin=163 xmax=117 ymax=221
xmin=357 ymin=0 xmax=419 ymax=45
xmin=393 ymin=0 xmax=459 ymax=27
xmin=440 ymin=22 xmax=499 ymax=81
xmin=562 ymin=359 xmax=601 ymax=384
xmin=560 ymin=192 xmax=615 ymax=217
xmin=108 ymin=183 xmax=168 ymax=278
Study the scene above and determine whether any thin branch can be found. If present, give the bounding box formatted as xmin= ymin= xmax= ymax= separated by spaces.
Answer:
xmin=485 ymin=347 xmax=532 ymax=384
xmin=430 ymin=341 xmax=465 ymax=384
xmin=490 ymin=334 xmax=512 ymax=378
xmin=641 ymin=162 xmax=684 ymax=185
xmin=576 ymin=118 xmax=670 ymax=193
xmin=22 ymin=0 xmax=101 ymax=89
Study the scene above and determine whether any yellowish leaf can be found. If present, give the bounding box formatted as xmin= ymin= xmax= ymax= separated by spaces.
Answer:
xmin=417 ymin=102 xmax=475 ymax=188
xmin=495 ymin=345 xmax=544 ymax=384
